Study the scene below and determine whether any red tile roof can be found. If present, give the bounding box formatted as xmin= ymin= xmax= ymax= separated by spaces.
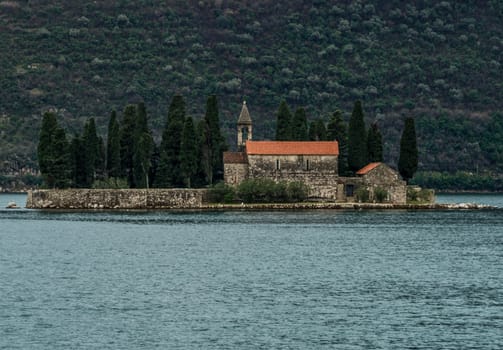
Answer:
xmin=246 ymin=141 xmax=339 ymax=155
xmin=356 ymin=162 xmax=382 ymax=175
xmin=223 ymin=152 xmax=248 ymax=164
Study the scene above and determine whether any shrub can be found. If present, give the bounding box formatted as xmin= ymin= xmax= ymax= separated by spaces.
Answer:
xmin=237 ymin=179 xmax=309 ymax=203
xmin=92 ymin=177 xmax=128 ymax=189
xmin=355 ymin=187 xmax=370 ymax=202
xmin=208 ymin=182 xmax=235 ymax=203
xmin=374 ymin=187 xmax=388 ymax=203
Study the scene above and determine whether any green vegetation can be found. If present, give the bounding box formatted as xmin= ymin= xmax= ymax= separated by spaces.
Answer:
xmin=398 ymin=117 xmax=419 ymax=182
xmin=0 ymin=1 xmax=502 ymax=187
xmin=411 ymin=171 xmax=503 ymax=192
xmin=374 ymin=187 xmax=388 ymax=203
xmin=348 ymin=101 xmax=367 ymax=172
xmin=237 ymin=179 xmax=309 ymax=203
xmin=275 ymin=101 xmax=293 ymax=141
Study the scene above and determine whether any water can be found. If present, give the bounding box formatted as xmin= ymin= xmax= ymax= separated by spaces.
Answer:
xmin=1 ymin=193 xmax=502 ymax=349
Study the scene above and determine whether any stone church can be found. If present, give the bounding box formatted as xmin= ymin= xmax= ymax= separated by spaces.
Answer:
xmin=223 ymin=102 xmax=407 ymax=204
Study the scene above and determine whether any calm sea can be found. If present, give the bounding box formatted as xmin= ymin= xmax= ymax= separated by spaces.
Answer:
xmin=1 ymin=193 xmax=502 ymax=349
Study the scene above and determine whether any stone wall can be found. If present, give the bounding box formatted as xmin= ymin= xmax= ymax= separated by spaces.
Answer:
xmin=26 ymin=189 xmax=209 ymax=209
xmin=360 ymin=165 xmax=407 ymax=204
xmin=247 ymin=154 xmax=339 ymax=200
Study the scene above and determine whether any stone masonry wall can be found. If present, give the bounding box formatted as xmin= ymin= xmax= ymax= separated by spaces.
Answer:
xmin=26 ymin=189 xmax=209 ymax=209
xmin=360 ymin=165 xmax=407 ymax=204
xmin=247 ymin=155 xmax=339 ymax=200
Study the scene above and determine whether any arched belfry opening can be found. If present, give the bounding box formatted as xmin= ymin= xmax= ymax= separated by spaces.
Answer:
xmin=237 ymin=101 xmax=252 ymax=151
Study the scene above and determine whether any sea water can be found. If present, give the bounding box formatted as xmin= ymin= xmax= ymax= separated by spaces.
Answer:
xmin=0 ymin=193 xmax=502 ymax=349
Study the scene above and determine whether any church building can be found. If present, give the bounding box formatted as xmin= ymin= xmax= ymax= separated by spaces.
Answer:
xmin=223 ymin=102 xmax=407 ymax=203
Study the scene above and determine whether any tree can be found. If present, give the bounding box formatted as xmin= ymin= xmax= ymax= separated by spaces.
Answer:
xmin=120 ymin=105 xmax=137 ymax=187
xmin=327 ymin=110 xmax=349 ymax=176
xmin=155 ymin=95 xmax=186 ymax=187
xmin=180 ymin=117 xmax=199 ymax=187
xmin=308 ymin=119 xmax=327 ymax=141
xmin=275 ymin=100 xmax=292 ymax=140
xmin=199 ymin=95 xmax=227 ymax=185
xmin=132 ymin=102 xmax=154 ymax=188
xmin=37 ymin=112 xmax=71 ymax=188
xmin=106 ymin=110 xmax=121 ymax=178
xmin=82 ymin=118 xmax=100 ymax=187
xmin=70 ymin=135 xmax=86 ymax=187
xmin=367 ymin=123 xmax=383 ymax=162
xmin=291 ymin=107 xmax=308 ymax=141
xmin=348 ymin=101 xmax=367 ymax=172
xmin=398 ymin=117 xmax=418 ymax=182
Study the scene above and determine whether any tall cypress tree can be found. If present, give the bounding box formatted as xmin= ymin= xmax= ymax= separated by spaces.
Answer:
xmin=291 ymin=107 xmax=308 ymax=141
xmin=367 ymin=123 xmax=383 ymax=163
xmin=198 ymin=95 xmax=226 ymax=185
xmin=37 ymin=112 xmax=59 ymax=184
xmin=106 ymin=110 xmax=121 ymax=179
xmin=275 ymin=100 xmax=292 ymax=141
xmin=133 ymin=102 xmax=154 ymax=188
xmin=327 ymin=110 xmax=349 ymax=176
xmin=37 ymin=112 xmax=71 ymax=188
xmin=180 ymin=117 xmax=198 ymax=188
xmin=155 ymin=95 xmax=186 ymax=187
xmin=398 ymin=117 xmax=418 ymax=182
xmin=120 ymin=105 xmax=137 ymax=187
xmin=348 ymin=101 xmax=367 ymax=172
xmin=308 ymin=119 xmax=327 ymax=141
xmin=70 ymin=135 xmax=86 ymax=187
xmin=81 ymin=118 xmax=100 ymax=187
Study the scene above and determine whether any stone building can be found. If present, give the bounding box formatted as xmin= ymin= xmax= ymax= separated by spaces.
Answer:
xmin=223 ymin=102 xmax=407 ymax=204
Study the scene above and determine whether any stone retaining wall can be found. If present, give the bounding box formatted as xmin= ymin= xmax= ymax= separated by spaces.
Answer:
xmin=26 ymin=189 xmax=209 ymax=209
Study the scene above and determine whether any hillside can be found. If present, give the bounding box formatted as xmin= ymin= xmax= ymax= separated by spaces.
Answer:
xmin=0 ymin=0 xmax=502 ymax=175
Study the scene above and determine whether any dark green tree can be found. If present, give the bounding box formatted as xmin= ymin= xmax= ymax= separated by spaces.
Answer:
xmin=120 ymin=105 xmax=137 ymax=187
xmin=348 ymin=101 xmax=367 ymax=172
xmin=367 ymin=123 xmax=383 ymax=163
xmin=327 ymin=110 xmax=349 ymax=176
xmin=106 ymin=110 xmax=121 ymax=178
xmin=199 ymin=95 xmax=227 ymax=185
xmin=275 ymin=100 xmax=292 ymax=141
xmin=155 ymin=95 xmax=186 ymax=187
xmin=291 ymin=107 xmax=308 ymax=141
xmin=180 ymin=117 xmax=199 ymax=187
xmin=37 ymin=112 xmax=72 ymax=188
xmin=132 ymin=102 xmax=154 ymax=188
xmin=70 ymin=135 xmax=86 ymax=187
xmin=398 ymin=117 xmax=419 ymax=182
xmin=82 ymin=118 xmax=100 ymax=187
xmin=308 ymin=119 xmax=327 ymax=141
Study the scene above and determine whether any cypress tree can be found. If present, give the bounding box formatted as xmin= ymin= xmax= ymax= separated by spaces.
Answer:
xmin=37 ymin=112 xmax=71 ymax=188
xmin=348 ymin=101 xmax=367 ymax=172
xmin=198 ymin=95 xmax=226 ymax=185
xmin=275 ymin=100 xmax=292 ymax=141
xmin=367 ymin=123 xmax=383 ymax=163
xmin=327 ymin=110 xmax=349 ymax=176
xmin=120 ymin=105 xmax=137 ymax=187
xmin=155 ymin=95 xmax=186 ymax=187
xmin=82 ymin=118 xmax=99 ymax=187
xmin=51 ymin=127 xmax=71 ymax=188
xmin=37 ymin=112 xmax=58 ymax=183
xmin=398 ymin=117 xmax=419 ymax=182
xmin=70 ymin=135 xmax=86 ymax=187
xmin=309 ymin=119 xmax=327 ymax=141
xmin=291 ymin=107 xmax=308 ymax=141
xmin=132 ymin=102 xmax=154 ymax=188
xmin=106 ymin=110 xmax=121 ymax=178
xmin=180 ymin=117 xmax=198 ymax=188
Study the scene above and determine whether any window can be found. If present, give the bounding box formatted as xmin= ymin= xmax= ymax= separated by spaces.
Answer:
xmin=345 ymin=184 xmax=354 ymax=197
xmin=276 ymin=159 xmax=280 ymax=170
xmin=305 ymin=159 xmax=310 ymax=171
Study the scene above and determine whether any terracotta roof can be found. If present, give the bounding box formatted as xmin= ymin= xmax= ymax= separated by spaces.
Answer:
xmin=246 ymin=141 xmax=339 ymax=155
xmin=356 ymin=162 xmax=382 ymax=175
xmin=223 ymin=152 xmax=248 ymax=164
xmin=237 ymin=101 xmax=252 ymax=124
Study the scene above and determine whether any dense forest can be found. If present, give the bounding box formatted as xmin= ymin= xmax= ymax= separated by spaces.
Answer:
xmin=0 ymin=0 xmax=502 ymax=181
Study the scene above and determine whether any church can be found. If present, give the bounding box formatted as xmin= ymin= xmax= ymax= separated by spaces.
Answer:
xmin=223 ymin=102 xmax=407 ymax=204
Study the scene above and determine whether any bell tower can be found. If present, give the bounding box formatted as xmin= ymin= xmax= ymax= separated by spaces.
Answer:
xmin=237 ymin=101 xmax=252 ymax=151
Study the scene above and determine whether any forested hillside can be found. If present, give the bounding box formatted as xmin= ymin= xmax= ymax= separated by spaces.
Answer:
xmin=0 ymin=0 xmax=502 ymax=176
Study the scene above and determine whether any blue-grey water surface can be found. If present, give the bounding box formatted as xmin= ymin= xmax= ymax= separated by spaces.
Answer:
xmin=1 ymin=193 xmax=502 ymax=349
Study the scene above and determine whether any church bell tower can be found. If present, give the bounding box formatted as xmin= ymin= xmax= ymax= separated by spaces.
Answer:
xmin=237 ymin=101 xmax=252 ymax=151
